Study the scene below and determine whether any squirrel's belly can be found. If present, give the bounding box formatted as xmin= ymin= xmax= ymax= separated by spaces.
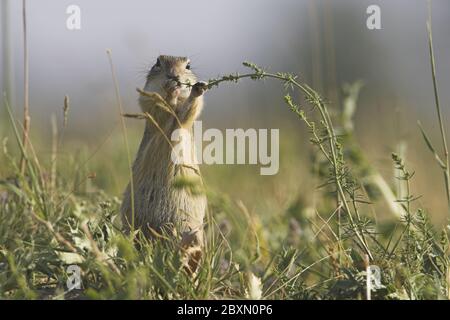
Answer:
xmin=121 ymin=127 xmax=206 ymax=241
xmin=122 ymin=162 xmax=206 ymax=237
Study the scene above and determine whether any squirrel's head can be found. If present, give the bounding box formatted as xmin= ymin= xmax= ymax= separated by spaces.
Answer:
xmin=143 ymin=55 xmax=197 ymax=107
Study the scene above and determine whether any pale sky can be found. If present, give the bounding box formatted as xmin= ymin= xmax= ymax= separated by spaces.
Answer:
xmin=1 ymin=0 xmax=450 ymax=132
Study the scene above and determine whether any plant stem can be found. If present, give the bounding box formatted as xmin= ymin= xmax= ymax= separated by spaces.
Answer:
xmin=427 ymin=1 xmax=450 ymax=213
xmin=20 ymin=0 xmax=30 ymax=175
xmin=106 ymin=49 xmax=135 ymax=234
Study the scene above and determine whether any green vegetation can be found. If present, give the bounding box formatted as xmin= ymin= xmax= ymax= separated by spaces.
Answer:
xmin=0 ymin=8 xmax=449 ymax=300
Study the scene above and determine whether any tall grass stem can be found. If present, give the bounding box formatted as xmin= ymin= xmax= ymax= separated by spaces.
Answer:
xmin=106 ymin=49 xmax=136 ymax=234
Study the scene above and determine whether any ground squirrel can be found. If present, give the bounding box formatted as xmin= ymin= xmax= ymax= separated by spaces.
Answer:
xmin=121 ymin=55 xmax=207 ymax=269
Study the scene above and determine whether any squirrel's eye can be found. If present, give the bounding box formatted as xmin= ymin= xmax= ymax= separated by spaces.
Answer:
xmin=155 ymin=58 xmax=161 ymax=67
xmin=186 ymin=63 xmax=191 ymax=70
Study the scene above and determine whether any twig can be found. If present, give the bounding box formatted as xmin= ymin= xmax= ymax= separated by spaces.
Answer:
xmin=20 ymin=0 xmax=30 ymax=174
xmin=50 ymin=114 xmax=57 ymax=193
xmin=106 ymin=49 xmax=136 ymax=233
xmin=426 ymin=1 xmax=450 ymax=213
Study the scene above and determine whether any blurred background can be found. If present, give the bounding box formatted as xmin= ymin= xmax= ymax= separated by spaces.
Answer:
xmin=1 ymin=0 xmax=450 ymax=226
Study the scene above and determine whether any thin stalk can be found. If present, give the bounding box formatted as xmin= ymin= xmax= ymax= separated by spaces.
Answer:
xmin=50 ymin=113 xmax=57 ymax=193
xmin=1 ymin=0 xmax=14 ymax=119
xmin=20 ymin=0 xmax=30 ymax=175
xmin=427 ymin=1 xmax=450 ymax=212
xmin=106 ymin=49 xmax=135 ymax=234
xmin=4 ymin=95 xmax=44 ymax=215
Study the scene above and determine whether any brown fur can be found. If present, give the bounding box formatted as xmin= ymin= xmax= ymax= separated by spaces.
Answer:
xmin=121 ymin=55 xmax=207 ymax=270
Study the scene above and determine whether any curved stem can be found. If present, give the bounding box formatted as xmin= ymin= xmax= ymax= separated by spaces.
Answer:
xmin=202 ymin=70 xmax=373 ymax=259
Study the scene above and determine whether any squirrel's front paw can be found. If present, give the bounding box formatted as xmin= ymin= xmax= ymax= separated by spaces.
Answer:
xmin=191 ymin=81 xmax=208 ymax=98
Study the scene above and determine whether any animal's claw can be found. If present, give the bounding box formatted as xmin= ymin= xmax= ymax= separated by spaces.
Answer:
xmin=191 ymin=81 xmax=208 ymax=97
